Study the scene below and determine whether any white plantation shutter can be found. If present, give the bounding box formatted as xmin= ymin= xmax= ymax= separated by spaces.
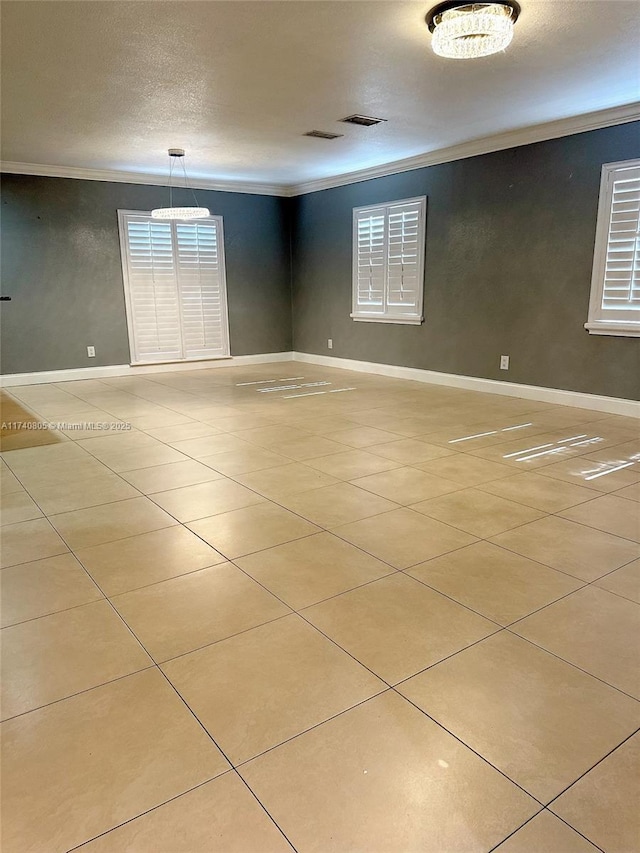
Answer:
xmin=601 ymin=168 xmax=640 ymax=314
xmin=355 ymin=209 xmax=386 ymax=314
xmin=587 ymin=160 xmax=640 ymax=337
xmin=118 ymin=212 xmax=230 ymax=363
xmin=175 ymin=222 xmax=228 ymax=358
xmin=123 ymin=217 xmax=182 ymax=362
xmin=352 ymin=197 xmax=426 ymax=324
xmin=386 ymin=201 xmax=423 ymax=317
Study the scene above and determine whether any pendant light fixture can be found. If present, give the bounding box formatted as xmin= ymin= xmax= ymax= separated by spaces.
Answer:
xmin=426 ymin=1 xmax=520 ymax=60
xmin=151 ymin=148 xmax=210 ymax=220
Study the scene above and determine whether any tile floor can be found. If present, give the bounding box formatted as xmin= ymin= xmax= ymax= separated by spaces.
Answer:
xmin=1 ymin=362 xmax=639 ymax=853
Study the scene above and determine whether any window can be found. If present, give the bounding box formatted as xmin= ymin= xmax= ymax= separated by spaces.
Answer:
xmin=118 ymin=211 xmax=230 ymax=364
xmin=352 ymin=196 xmax=426 ymax=324
xmin=586 ymin=159 xmax=640 ymax=337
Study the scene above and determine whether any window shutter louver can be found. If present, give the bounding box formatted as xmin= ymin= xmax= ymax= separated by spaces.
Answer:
xmin=175 ymin=222 xmax=228 ymax=358
xmin=352 ymin=196 xmax=426 ymax=324
xmin=586 ymin=160 xmax=640 ymax=337
xmin=355 ymin=209 xmax=386 ymax=314
xmin=119 ymin=212 xmax=230 ymax=364
xmin=601 ymin=168 xmax=640 ymax=316
xmin=386 ymin=201 xmax=422 ymax=316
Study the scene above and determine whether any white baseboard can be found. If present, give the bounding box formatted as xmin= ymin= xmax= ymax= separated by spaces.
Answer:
xmin=0 ymin=352 xmax=294 ymax=387
xmin=293 ymin=352 xmax=640 ymax=418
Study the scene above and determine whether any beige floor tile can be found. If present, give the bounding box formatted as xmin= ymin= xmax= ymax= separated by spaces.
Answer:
xmin=594 ymin=559 xmax=640 ymax=603
xmin=189 ymin=502 xmax=320 ymax=559
xmin=240 ymin=691 xmax=537 ymax=853
xmin=560 ymin=494 xmax=640 ymax=542
xmin=237 ymin=532 xmax=394 ymax=609
xmin=417 ymin=454 xmax=515 ymax=485
xmin=334 ymin=508 xmax=477 ymax=569
xmin=0 ymin=464 xmax=24 ymax=494
xmin=1 ymin=600 xmax=152 ymax=718
xmin=491 ymin=516 xmax=640 ymax=581
xmin=267 ymin=435 xmax=348 ymax=461
xmin=276 ymin=482 xmax=397 ymax=528
xmin=28 ymin=473 xmax=140 ymax=515
xmin=75 ymin=773 xmax=292 ymax=853
xmin=8 ymin=457 xmax=111 ymax=490
xmin=112 ymin=563 xmax=290 ymax=661
xmin=204 ymin=413 xmax=279 ymax=432
xmin=325 ymin=426 xmax=403 ymax=448
xmin=494 ymin=811 xmax=599 ymax=852
xmin=170 ymin=433 xmax=253 ymax=458
xmin=303 ymin=572 xmax=495 ymax=683
xmin=119 ymin=459 xmax=223 ymax=494
xmin=151 ymin=479 xmax=265 ymax=522
xmin=352 ymin=467 xmax=462 ymax=504
xmin=480 ymin=471 xmax=596 ymax=512
xmin=0 ymin=490 xmax=43 ymax=525
xmin=145 ymin=421 xmax=221 ymax=443
xmin=292 ymin=415 xmax=361 ymax=435
xmin=235 ymin=463 xmax=338 ymax=499
xmin=467 ymin=433 xmax=585 ymax=470
xmin=398 ymin=631 xmax=640 ymax=802
xmin=0 ymin=669 xmax=228 ymax=853
xmin=0 ymin=517 xmax=69 ymax=568
xmin=200 ymin=446 xmax=291 ymax=476
xmin=538 ymin=455 xmax=640 ymax=493
xmin=412 ymin=488 xmax=545 ymax=538
xmin=550 ymin=734 xmax=640 ymax=853
xmin=512 ymin=586 xmax=640 ymax=698
xmin=99 ymin=445 xmax=191 ymax=473
xmin=164 ymin=615 xmax=384 ymax=763
xmin=614 ymin=482 xmax=640 ymax=502
xmin=368 ymin=438 xmax=455 ymax=464
xmin=75 ymin=526 xmax=226 ymax=596
xmin=1 ymin=553 xmax=102 ymax=628
xmin=48 ymin=497 xmax=177 ymax=550
xmin=407 ymin=541 xmax=583 ymax=625
xmin=231 ymin=424 xmax=312 ymax=447
xmin=305 ymin=449 xmax=402 ymax=480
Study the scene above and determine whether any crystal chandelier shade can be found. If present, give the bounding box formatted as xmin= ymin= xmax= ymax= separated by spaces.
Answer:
xmin=151 ymin=149 xmax=210 ymax=220
xmin=427 ymin=2 xmax=519 ymax=60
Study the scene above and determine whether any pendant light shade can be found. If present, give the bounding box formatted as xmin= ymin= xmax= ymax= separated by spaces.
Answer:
xmin=151 ymin=149 xmax=210 ymax=220
xmin=426 ymin=1 xmax=520 ymax=60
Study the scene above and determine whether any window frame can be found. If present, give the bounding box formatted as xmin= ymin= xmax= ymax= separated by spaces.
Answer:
xmin=585 ymin=159 xmax=640 ymax=338
xmin=351 ymin=195 xmax=427 ymax=326
xmin=117 ymin=209 xmax=231 ymax=365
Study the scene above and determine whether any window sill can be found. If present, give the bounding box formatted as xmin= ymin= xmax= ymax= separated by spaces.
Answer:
xmin=584 ymin=322 xmax=640 ymax=338
xmin=351 ymin=314 xmax=424 ymax=326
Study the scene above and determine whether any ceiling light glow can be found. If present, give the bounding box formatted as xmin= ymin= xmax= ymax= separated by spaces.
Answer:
xmin=426 ymin=2 xmax=520 ymax=60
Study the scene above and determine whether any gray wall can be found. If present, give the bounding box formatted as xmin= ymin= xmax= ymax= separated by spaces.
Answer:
xmin=291 ymin=122 xmax=640 ymax=401
xmin=1 ymin=175 xmax=292 ymax=374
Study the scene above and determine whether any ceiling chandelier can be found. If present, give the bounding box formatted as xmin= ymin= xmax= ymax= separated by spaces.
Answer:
xmin=151 ymin=149 xmax=210 ymax=220
xmin=426 ymin=1 xmax=521 ymax=60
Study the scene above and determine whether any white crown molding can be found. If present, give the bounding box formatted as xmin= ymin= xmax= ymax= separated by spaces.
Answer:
xmin=289 ymin=102 xmax=640 ymax=196
xmin=2 ymin=103 xmax=638 ymax=198
xmin=0 ymin=162 xmax=289 ymax=197
xmin=293 ymin=352 xmax=640 ymax=418
xmin=0 ymin=352 xmax=294 ymax=387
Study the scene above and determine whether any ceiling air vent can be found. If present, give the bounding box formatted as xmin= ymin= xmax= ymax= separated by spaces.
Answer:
xmin=340 ymin=115 xmax=387 ymax=127
xmin=303 ymin=130 xmax=344 ymax=140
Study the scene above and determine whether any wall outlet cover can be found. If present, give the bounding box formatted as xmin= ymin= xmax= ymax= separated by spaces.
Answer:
xmin=328 ymin=339 xmax=333 ymax=349
xmin=500 ymin=355 xmax=509 ymax=370
xmin=87 ymin=346 xmax=96 ymax=358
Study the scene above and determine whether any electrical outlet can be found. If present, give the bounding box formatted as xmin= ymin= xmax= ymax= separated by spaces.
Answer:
xmin=87 ymin=346 xmax=96 ymax=358
xmin=500 ymin=355 xmax=509 ymax=370
xmin=328 ymin=339 xmax=333 ymax=349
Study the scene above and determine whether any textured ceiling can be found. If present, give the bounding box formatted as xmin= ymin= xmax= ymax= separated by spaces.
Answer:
xmin=2 ymin=0 xmax=639 ymax=188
